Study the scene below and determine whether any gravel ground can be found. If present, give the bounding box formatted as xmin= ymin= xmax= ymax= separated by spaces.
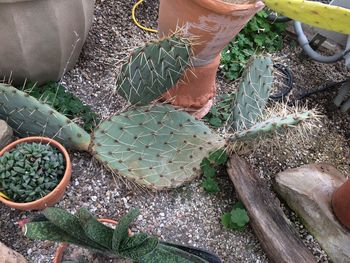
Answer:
xmin=1 ymin=0 xmax=350 ymax=262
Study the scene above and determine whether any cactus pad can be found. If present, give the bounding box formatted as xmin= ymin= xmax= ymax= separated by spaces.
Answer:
xmin=229 ymin=111 xmax=314 ymax=141
xmin=0 ymin=84 xmax=91 ymax=150
xmin=115 ymin=35 xmax=191 ymax=105
xmin=232 ymin=56 xmax=273 ymax=131
xmin=92 ymin=104 xmax=225 ymax=190
xmin=264 ymin=0 xmax=350 ymax=34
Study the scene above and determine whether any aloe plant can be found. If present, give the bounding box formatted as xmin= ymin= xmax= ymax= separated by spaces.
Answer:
xmin=23 ymin=208 xmax=221 ymax=263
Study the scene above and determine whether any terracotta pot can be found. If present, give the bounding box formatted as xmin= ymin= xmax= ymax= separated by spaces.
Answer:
xmin=158 ymin=0 xmax=264 ymax=67
xmin=158 ymin=0 xmax=263 ymax=115
xmin=54 ymin=219 xmax=132 ymax=263
xmin=0 ymin=0 xmax=95 ymax=85
xmin=160 ymin=54 xmax=220 ymax=118
xmin=0 ymin=136 xmax=71 ymax=211
xmin=332 ymin=180 xmax=350 ymax=230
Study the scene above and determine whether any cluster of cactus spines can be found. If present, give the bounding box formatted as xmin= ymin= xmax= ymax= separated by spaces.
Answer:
xmin=264 ymin=0 xmax=350 ymax=34
xmin=92 ymin=104 xmax=225 ymax=190
xmin=232 ymin=56 xmax=273 ymax=131
xmin=228 ymin=111 xmax=315 ymax=142
xmin=24 ymin=208 xmax=217 ymax=262
xmin=115 ymin=35 xmax=192 ymax=105
xmin=0 ymin=84 xmax=91 ymax=151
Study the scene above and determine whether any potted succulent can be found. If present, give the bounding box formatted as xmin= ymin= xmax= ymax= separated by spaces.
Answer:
xmin=23 ymin=208 xmax=222 ymax=263
xmin=158 ymin=0 xmax=264 ymax=118
xmin=332 ymin=180 xmax=350 ymax=230
xmin=0 ymin=0 xmax=95 ymax=85
xmin=0 ymin=136 xmax=71 ymax=211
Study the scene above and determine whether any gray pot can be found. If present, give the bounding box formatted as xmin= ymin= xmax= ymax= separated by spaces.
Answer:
xmin=0 ymin=0 xmax=95 ymax=85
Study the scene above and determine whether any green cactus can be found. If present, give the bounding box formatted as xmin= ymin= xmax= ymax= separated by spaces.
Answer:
xmin=24 ymin=208 xmax=219 ymax=263
xmin=92 ymin=104 xmax=225 ymax=190
xmin=264 ymin=0 xmax=350 ymax=34
xmin=232 ymin=56 xmax=274 ymax=131
xmin=0 ymin=84 xmax=91 ymax=151
xmin=115 ymin=35 xmax=191 ymax=105
xmin=228 ymin=111 xmax=315 ymax=142
xmin=227 ymin=55 xmax=316 ymax=143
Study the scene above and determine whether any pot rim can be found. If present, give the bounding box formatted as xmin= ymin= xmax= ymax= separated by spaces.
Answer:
xmin=54 ymin=218 xmax=133 ymax=263
xmin=0 ymin=136 xmax=71 ymax=210
xmin=191 ymin=0 xmax=264 ymax=15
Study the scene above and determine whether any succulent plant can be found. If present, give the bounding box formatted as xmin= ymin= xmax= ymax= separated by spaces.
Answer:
xmin=0 ymin=142 xmax=65 ymax=202
xmin=264 ymin=0 xmax=350 ymax=34
xmin=228 ymin=55 xmax=316 ymax=141
xmin=115 ymin=35 xmax=192 ymax=105
xmin=0 ymin=37 xmax=317 ymax=191
xmin=0 ymin=84 xmax=91 ymax=151
xmin=92 ymin=104 xmax=225 ymax=190
xmin=232 ymin=56 xmax=273 ymax=131
xmin=24 ymin=208 xmax=221 ymax=263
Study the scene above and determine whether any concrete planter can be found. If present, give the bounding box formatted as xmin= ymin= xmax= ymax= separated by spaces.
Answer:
xmin=0 ymin=0 xmax=95 ymax=85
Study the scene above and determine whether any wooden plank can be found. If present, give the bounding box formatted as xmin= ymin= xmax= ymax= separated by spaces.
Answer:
xmin=227 ymin=155 xmax=316 ymax=263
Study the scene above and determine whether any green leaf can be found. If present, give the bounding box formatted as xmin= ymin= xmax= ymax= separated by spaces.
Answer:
xmin=112 ymin=209 xmax=140 ymax=252
xmin=120 ymin=234 xmax=158 ymax=260
xmin=208 ymin=150 xmax=228 ymax=166
xmin=209 ymin=117 xmax=222 ymax=128
xmin=221 ymin=213 xmax=233 ymax=229
xmin=221 ymin=203 xmax=250 ymax=230
xmin=201 ymin=177 xmax=220 ymax=193
xmin=43 ymin=208 xmax=104 ymax=250
xmin=202 ymin=165 xmax=216 ymax=178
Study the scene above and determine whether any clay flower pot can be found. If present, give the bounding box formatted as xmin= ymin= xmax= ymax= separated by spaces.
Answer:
xmin=158 ymin=0 xmax=264 ymax=118
xmin=54 ymin=219 xmax=132 ymax=263
xmin=332 ymin=180 xmax=350 ymax=230
xmin=0 ymin=136 xmax=71 ymax=211
xmin=0 ymin=0 xmax=95 ymax=85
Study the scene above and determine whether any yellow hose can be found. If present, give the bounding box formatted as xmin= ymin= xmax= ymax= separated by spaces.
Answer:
xmin=132 ymin=0 xmax=158 ymax=33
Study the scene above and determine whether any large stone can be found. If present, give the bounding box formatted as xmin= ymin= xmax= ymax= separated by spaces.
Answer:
xmin=275 ymin=164 xmax=350 ymax=263
xmin=0 ymin=242 xmax=27 ymax=263
xmin=0 ymin=119 xmax=13 ymax=149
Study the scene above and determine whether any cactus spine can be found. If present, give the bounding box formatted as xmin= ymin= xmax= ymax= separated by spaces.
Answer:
xmin=115 ymin=35 xmax=191 ymax=105
xmin=264 ymin=0 xmax=350 ymax=34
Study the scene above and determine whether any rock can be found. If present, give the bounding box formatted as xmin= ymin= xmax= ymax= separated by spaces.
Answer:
xmin=0 ymin=120 xmax=13 ymax=149
xmin=0 ymin=242 xmax=27 ymax=263
xmin=275 ymin=163 xmax=350 ymax=263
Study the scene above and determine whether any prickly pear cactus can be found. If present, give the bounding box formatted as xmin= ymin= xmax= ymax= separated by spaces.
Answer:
xmin=264 ymin=0 xmax=350 ymax=34
xmin=91 ymin=104 xmax=225 ymax=190
xmin=232 ymin=56 xmax=273 ymax=131
xmin=115 ymin=35 xmax=191 ymax=105
xmin=0 ymin=84 xmax=90 ymax=151
xmin=229 ymin=111 xmax=314 ymax=141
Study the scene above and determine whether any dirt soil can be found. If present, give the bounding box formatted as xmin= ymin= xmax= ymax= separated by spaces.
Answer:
xmin=0 ymin=0 xmax=349 ymax=263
